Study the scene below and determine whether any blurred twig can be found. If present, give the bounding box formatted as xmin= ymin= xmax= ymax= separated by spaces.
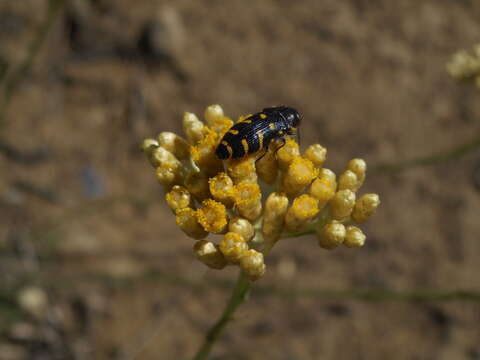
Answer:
xmin=371 ymin=133 xmax=480 ymax=175
xmin=0 ymin=0 xmax=65 ymax=128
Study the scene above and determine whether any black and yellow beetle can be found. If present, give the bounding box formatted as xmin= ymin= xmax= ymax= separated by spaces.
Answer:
xmin=215 ymin=106 xmax=301 ymax=160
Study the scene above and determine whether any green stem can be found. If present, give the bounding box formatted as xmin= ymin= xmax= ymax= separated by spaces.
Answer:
xmin=370 ymin=133 xmax=480 ymax=175
xmin=192 ymin=271 xmax=252 ymax=360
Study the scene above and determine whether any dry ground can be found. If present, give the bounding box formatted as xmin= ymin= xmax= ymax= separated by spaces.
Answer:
xmin=1 ymin=1 xmax=480 ymax=359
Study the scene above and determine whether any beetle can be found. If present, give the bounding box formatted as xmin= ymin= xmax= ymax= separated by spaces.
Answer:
xmin=215 ymin=106 xmax=301 ymax=160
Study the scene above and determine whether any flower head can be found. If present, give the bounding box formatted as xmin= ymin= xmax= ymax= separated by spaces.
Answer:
xmin=142 ymin=104 xmax=381 ymax=281
xmin=447 ymin=44 xmax=480 ymax=88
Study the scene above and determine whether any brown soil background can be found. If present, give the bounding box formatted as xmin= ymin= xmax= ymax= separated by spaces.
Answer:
xmin=1 ymin=1 xmax=480 ymax=359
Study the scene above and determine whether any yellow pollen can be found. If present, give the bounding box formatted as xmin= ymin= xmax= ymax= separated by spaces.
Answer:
xmin=221 ymin=141 xmax=229 ymax=146
xmin=260 ymin=113 xmax=267 ymax=119
xmin=269 ymin=123 xmax=276 ymax=130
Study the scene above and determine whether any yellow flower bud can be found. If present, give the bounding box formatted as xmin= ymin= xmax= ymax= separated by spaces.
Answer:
xmin=150 ymin=146 xmax=181 ymax=168
xmin=157 ymin=132 xmax=190 ymax=160
xmin=330 ymin=189 xmax=356 ymax=221
xmin=309 ymin=168 xmax=337 ymax=209
xmin=209 ymin=172 xmax=235 ymax=207
xmin=239 ymin=249 xmax=266 ymax=281
xmin=194 ymin=240 xmax=227 ymax=269
xmin=211 ymin=117 xmax=234 ymax=136
xmin=233 ymin=181 xmax=262 ymax=221
xmin=165 ymin=185 xmax=191 ymax=211
xmin=183 ymin=111 xmax=206 ymax=144
xmin=204 ymin=104 xmax=224 ymax=125
xmin=204 ymin=105 xmax=233 ymax=135
xmin=184 ymin=171 xmax=211 ymax=201
xmin=262 ymin=192 xmax=289 ymax=244
xmin=318 ymin=221 xmax=346 ymax=249
xmin=156 ymin=163 xmax=182 ymax=188
xmin=197 ymin=199 xmax=228 ymax=234
xmin=282 ymin=157 xmax=318 ymax=196
xmin=344 ymin=226 xmax=366 ymax=248
xmin=276 ymin=139 xmax=300 ymax=170
xmin=256 ymin=147 xmax=278 ymax=185
xmin=347 ymin=158 xmax=366 ymax=185
xmin=228 ymin=217 xmax=255 ymax=242
xmin=176 ymin=208 xmax=208 ymax=240
xmin=227 ymin=156 xmax=257 ymax=184
xmin=338 ymin=170 xmax=359 ymax=192
xmin=140 ymin=138 xmax=159 ymax=157
xmin=447 ymin=45 xmax=480 ymax=81
xmin=285 ymin=194 xmax=319 ymax=232
xmin=351 ymin=193 xmax=380 ymax=223
xmin=219 ymin=232 xmax=249 ymax=263
xmin=304 ymin=144 xmax=327 ymax=167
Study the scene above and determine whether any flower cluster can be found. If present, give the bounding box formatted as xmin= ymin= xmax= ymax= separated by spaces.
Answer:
xmin=447 ymin=44 xmax=480 ymax=88
xmin=142 ymin=105 xmax=380 ymax=281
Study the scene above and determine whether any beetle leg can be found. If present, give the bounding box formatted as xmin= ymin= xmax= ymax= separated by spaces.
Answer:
xmin=255 ymin=147 xmax=269 ymax=163
xmin=273 ymin=137 xmax=286 ymax=157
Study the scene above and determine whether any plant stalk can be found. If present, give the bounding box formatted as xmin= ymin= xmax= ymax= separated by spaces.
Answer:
xmin=192 ymin=271 xmax=251 ymax=360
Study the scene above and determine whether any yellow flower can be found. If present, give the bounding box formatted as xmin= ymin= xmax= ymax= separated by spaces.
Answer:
xmin=262 ymin=192 xmax=289 ymax=246
xmin=276 ymin=139 xmax=300 ymax=170
xmin=232 ymin=181 xmax=262 ymax=221
xmin=281 ymin=157 xmax=318 ymax=196
xmin=351 ymin=194 xmax=381 ymax=223
xmin=165 ymin=185 xmax=191 ymax=212
xmin=197 ymin=199 xmax=228 ymax=234
xmin=219 ymin=232 xmax=249 ymax=263
xmin=447 ymin=44 xmax=480 ymax=86
xmin=330 ymin=189 xmax=356 ymax=221
xmin=256 ymin=147 xmax=278 ymax=184
xmin=204 ymin=104 xmax=234 ymax=135
xmin=304 ymin=143 xmax=327 ymax=167
xmin=194 ymin=240 xmax=227 ymax=269
xmin=285 ymin=194 xmax=319 ymax=233
xmin=190 ymin=129 xmax=223 ymax=176
xmin=318 ymin=221 xmax=346 ymax=250
xmin=227 ymin=155 xmax=257 ymax=184
xmin=239 ymin=249 xmax=266 ymax=281
xmin=309 ymin=168 xmax=337 ymax=209
xmin=344 ymin=226 xmax=366 ymax=248
xmin=143 ymin=104 xmax=381 ymax=280
xmin=209 ymin=172 xmax=235 ymax=207
xmin=228 ymin=217 xmax=255 ymax=242
xmin=175 ymin=208 xmax=208 ymax=240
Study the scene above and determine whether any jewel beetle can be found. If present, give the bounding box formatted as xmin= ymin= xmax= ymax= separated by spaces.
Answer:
xmin=215 ymin=106 xmax=301 ymax=160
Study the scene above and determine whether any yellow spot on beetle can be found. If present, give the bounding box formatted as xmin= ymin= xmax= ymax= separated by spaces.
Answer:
xmin=269 ymin=123 xmax=276 ymax=130
xmin=278 ymin=130 xmax=284 ymax=135
xmin=226 ymin=145 xmax=233 ymax=158
xmin=243 ymin=119 xmax=252 ymax=124
xmin=260 ymin=113 xmax=267 ymax=119
xmin=229 ymin=129 xmax=239 ymax=135
xmin=221 ymin=141 xmax=229 ymax=146
xmin=241 ymin=139 xmax=249 ymax=154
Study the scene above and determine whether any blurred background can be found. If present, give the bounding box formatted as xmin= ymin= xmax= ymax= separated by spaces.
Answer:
xmin=1 ymin=1 xmax=480 ymax=359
